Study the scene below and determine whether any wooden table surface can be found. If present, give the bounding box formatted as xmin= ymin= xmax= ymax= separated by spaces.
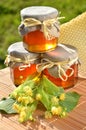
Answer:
xmin=0 ymin=67 xmax=86 ymax=130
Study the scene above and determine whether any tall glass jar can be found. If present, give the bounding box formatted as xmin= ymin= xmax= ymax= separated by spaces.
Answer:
xmin=5 ymin=42 xmax=40 ymax=86
xmin=18 ymin=6 xmax=60 ymax=53
xmin=37 ymin=44 xmax=79 ymax=89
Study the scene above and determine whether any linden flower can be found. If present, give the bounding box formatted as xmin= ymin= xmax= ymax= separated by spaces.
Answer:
xmin=20 ymin=96 xmax=34 ymax=105
xmin=51 ymin=96 xmax=59 ymax=104
xmin=17 ymin=96 xmax=23 ymax=103
xmin=36 ymin=93 xmax=42 ymax=101
xmin=59 ymin=93 xmax=65 ymax=101
xmin=45 ymin=111 xmax=52 ymax=119
xmin=19 ymin=111 xmax=27 ymax=123
xmin=24 ymin=87 xmax=33 ymax=96
xmin=51 ymin=106 xmax=62 ymax=115
xmin=23 ymin=97 xmax=29 ymax=105
xmin=61 ymin=111 xmax=67 ymax=117
xmin=13 ymin=103 xmax=21 ymax=113
xmin=21 ymin=106 xmax=27 ymax=112
xmin=17 ymin=96 xmax=26 ymax=104
xmin=28 ymin=97 xmax=34 ymax=103
xmin=29 ymin=115 xmax=33 ymax=121
xmin=51 ymin=106 xmax=58 ymax=115
xmin=57 ymin=106 xmax=62 ymax=115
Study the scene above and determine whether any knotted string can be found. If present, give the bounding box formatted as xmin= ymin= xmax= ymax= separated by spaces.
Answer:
xmin=36 ymin=58 xmax=78 ymax=81
xmin=4 ymin=55 xmax=38 ymax=71
xmin=18 ymin=17 xmax=64 ymax=40
xmin=19 ymin=64 xmax=31 ymax=71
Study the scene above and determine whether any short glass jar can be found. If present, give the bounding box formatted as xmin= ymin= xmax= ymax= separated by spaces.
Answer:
xmin=5 ymin=42 xmax=40 ymax=86
xmin=37 ymin=44 xmax=79 ymax=89
xmin=18 ymin=6 xmax=59 ymax=53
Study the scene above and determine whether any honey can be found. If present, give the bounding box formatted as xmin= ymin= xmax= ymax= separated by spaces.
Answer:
xmin=10 ymin=64 xmax=37 ymax=86
xmin=23 ymin=30 xmax=58 ymax=52
xmin=19 ymin=6 xmax=59 ymax=52
xmin=5 ymin=42 xmax=40 ymax=86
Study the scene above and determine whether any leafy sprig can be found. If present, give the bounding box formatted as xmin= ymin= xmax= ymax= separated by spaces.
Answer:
xmin=0 ymin=73 xmax=80 ymax=123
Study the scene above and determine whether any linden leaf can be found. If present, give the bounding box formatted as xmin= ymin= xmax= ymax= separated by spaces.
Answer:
xmin=38 ymin=87 xmax=51 ymax=110
xmin=0 ymin=98 xmax=16 ymax=114
xmin=59 ymin=92 xmax=81 ymax=112
xmin=42 ymin=75 xmax=64 ymax=96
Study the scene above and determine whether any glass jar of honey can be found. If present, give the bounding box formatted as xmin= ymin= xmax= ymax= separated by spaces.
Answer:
xmin=18 ymin=6 xmax=59 ymax=53
xmin=37 ymin=44 xmax=79 ymax=89
xmin=5 ymin=42 xmax=40 ymax=86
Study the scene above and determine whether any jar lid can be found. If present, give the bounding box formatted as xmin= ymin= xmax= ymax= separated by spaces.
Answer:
xmin=20 ymin=6 xmax=58 ymax=21
xmin=42 ymin=44 xmax=78 ymax=62
xmin=7 ymin=42 xmax=40 ymax=62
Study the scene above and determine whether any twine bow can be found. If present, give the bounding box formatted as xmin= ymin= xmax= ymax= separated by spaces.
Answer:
xmin=4 ymin=55 xmax=37 ymax=70
xmin=18 ymin=17 xmax=64 ymax=40
xmin=36 ymin=58 xmax=78 ymax=81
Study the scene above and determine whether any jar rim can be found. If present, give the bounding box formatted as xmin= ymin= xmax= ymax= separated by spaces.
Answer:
xmin=7 ymin=42 xmax=40 ymax=61
xmin=20 ymin=6 xmax=58 ymax=21
xmin=42 ymin=43 xmax=78 ymax=62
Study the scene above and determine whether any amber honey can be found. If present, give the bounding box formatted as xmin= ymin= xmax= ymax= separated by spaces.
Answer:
xmin=43 ymin=64 xmax=78 ymax=89
xmin=10 ymin=64 xmax=36 ymax=86
xmin=23 ymin=30 xmax=57 ymax=52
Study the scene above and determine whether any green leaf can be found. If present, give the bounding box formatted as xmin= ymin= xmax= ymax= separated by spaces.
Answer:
xmin=59 ymin=92 xmax=81 ymax=112
xmin=38 ymin=86 xmax=51 ymax=110
xmin=0 ymin=98 xmax=16 ymax=114
xmin=42 ymin=75 xmax=64 ymax=96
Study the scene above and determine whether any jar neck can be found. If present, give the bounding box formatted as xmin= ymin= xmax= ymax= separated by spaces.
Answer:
xmin=18 ymin=17 xmax=61 ymax=40
xmin=5 ymin=55 xmax=39 ymax=66
xmin=36 ymin=57 xmax=79 ymax=81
